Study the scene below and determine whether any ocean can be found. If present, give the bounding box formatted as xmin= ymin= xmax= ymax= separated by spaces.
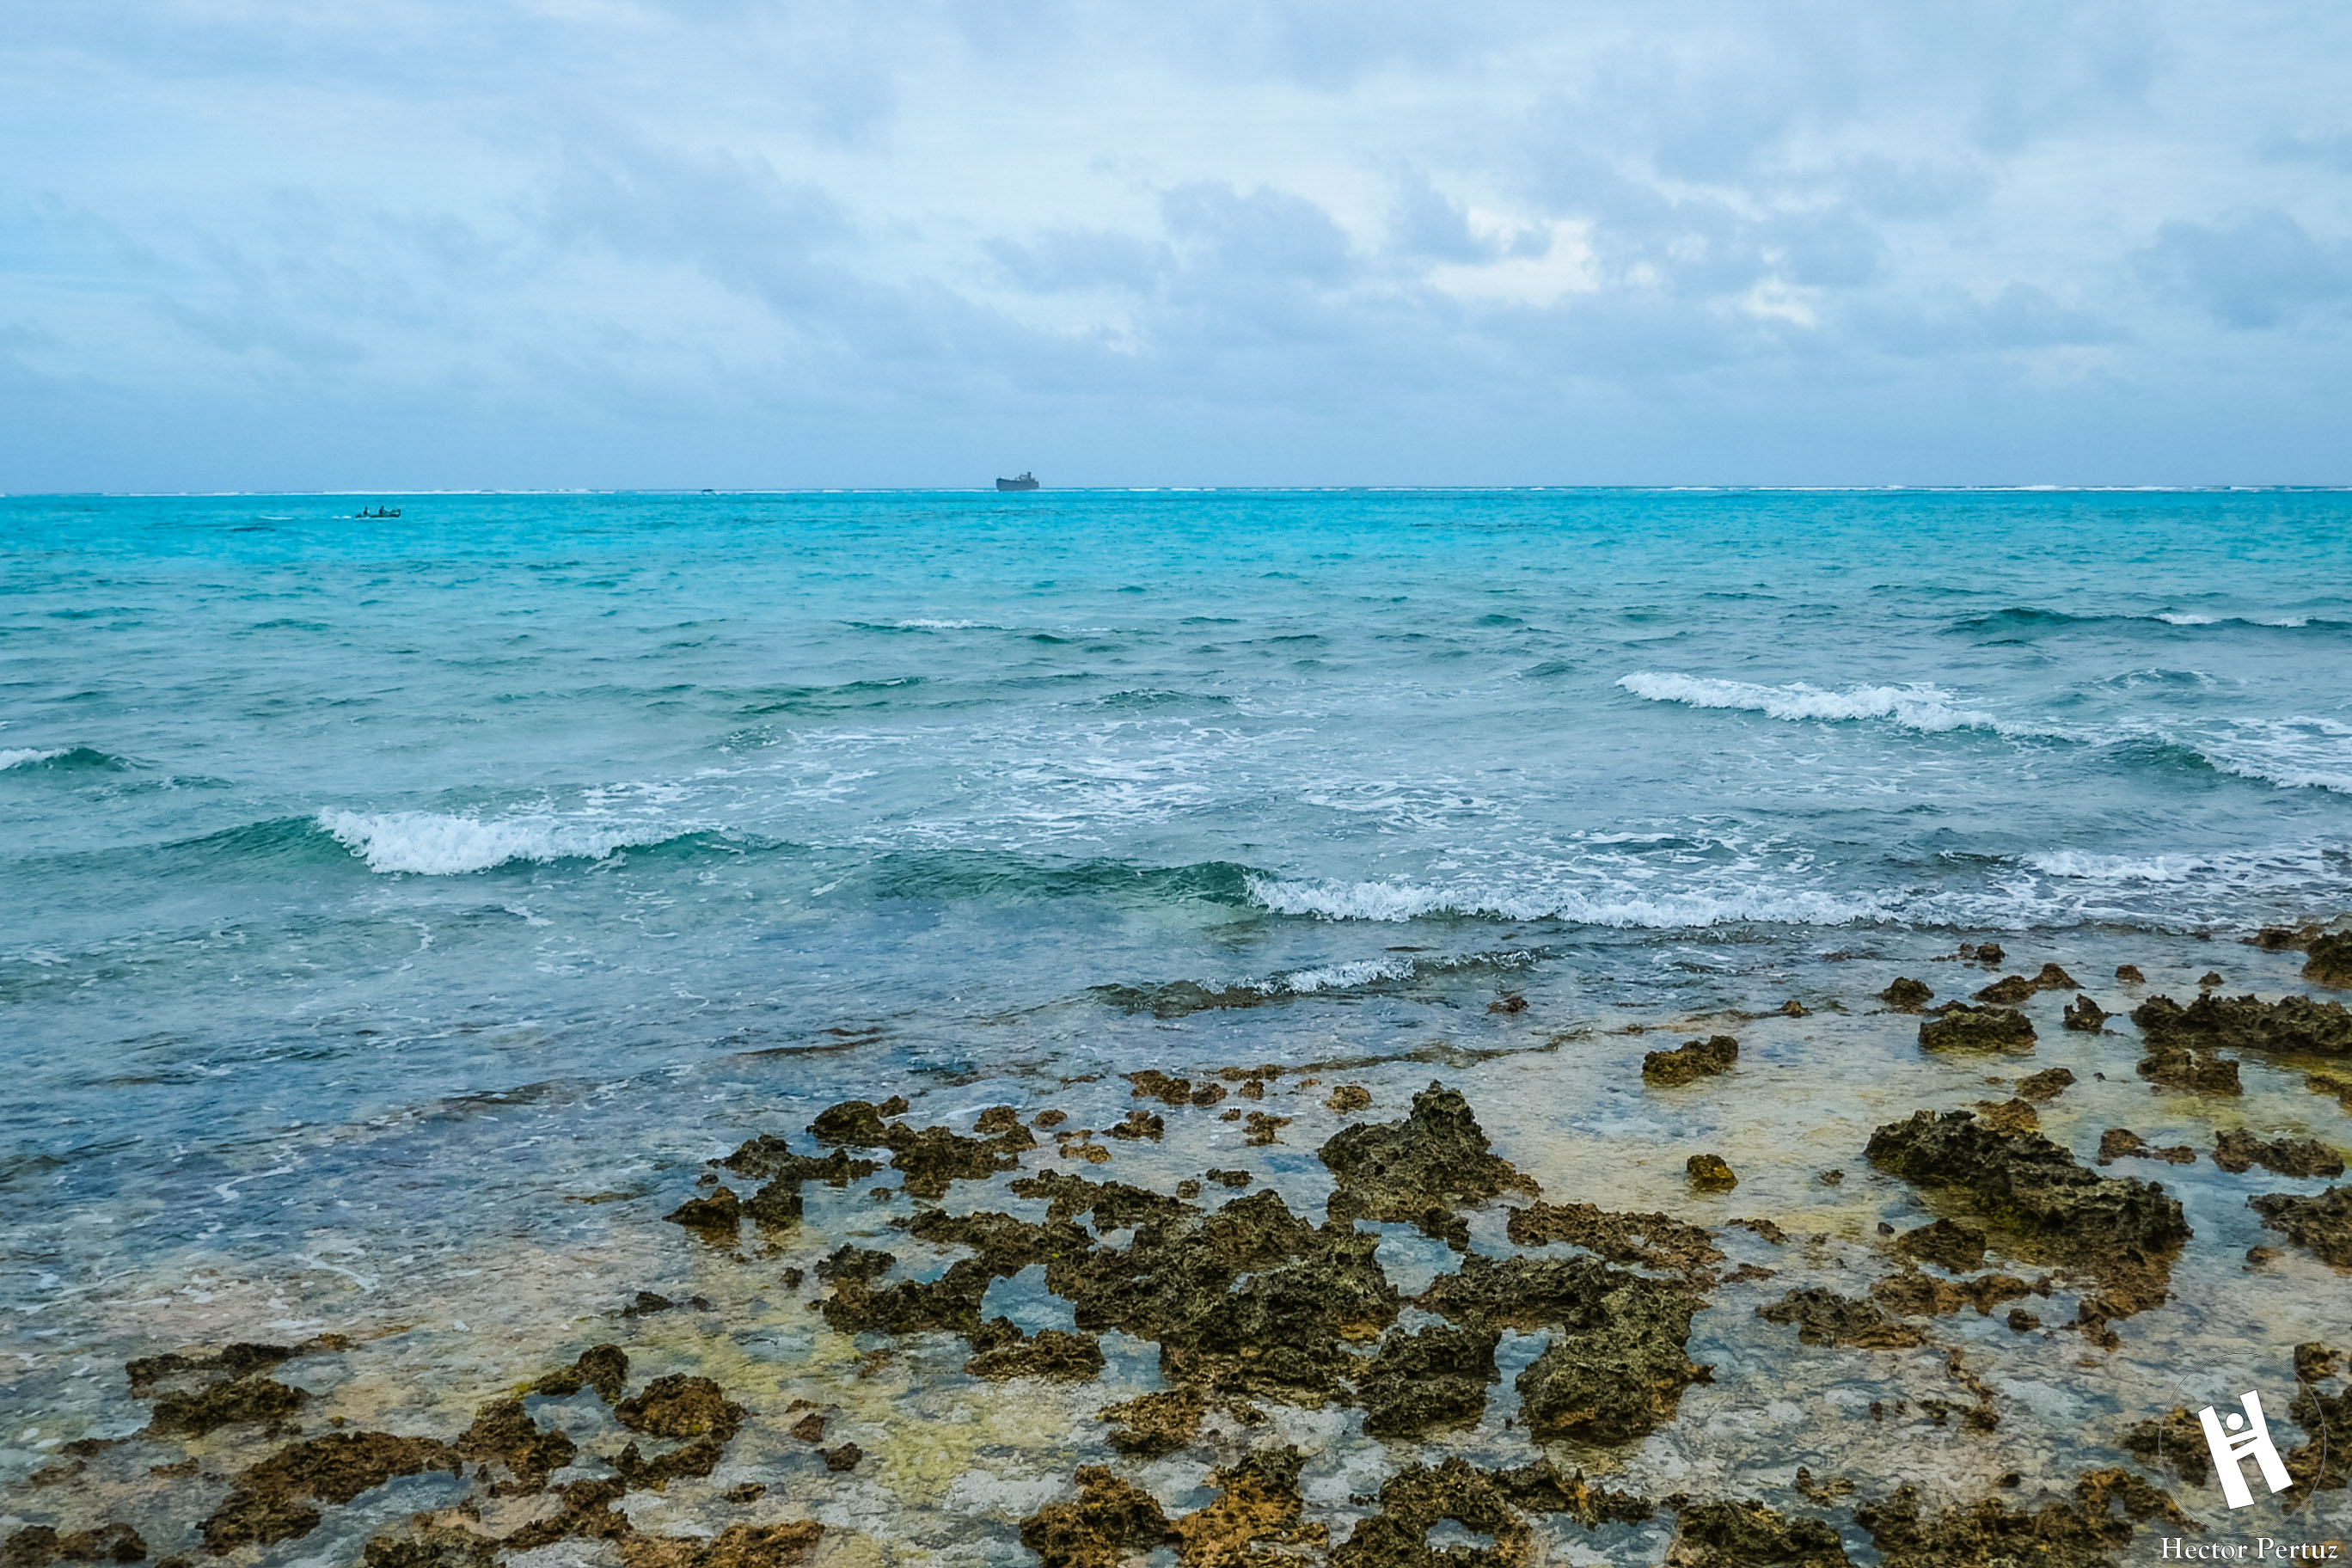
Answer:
xmin=5 ymin=488 xmax=2350 ymax=1559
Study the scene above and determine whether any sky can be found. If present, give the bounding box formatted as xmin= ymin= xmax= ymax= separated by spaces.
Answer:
xmin=3 ymin=1 xmax=2349 ymax=489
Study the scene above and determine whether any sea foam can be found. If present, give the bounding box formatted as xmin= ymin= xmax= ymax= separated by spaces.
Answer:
xmin=317 ymin=809 xmax=671 ymax=875
xmin=1615 ymin=671 xmax=1996 ymax=732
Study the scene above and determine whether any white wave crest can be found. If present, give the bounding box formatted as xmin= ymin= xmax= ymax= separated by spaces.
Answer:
xmin=318 ymin=809 xmax=671 ymax=874
xmin=2189 ymin=717 xmax=2352 ymax=795
xmin=1265 ymin=958 xmax=1414 ymax=993
xmin=1616 ymin=672 xmax=1995 ymax=732
xmin=0 ymin=747 xmax=68 ymax=770
xmin=2027 ymin=851 xmax=2212 ymax=882
xmin=1245 ymin=873 xmax=1890 ymax=928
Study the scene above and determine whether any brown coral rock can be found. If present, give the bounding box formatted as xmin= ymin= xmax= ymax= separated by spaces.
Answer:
xmin=2248 ymin=1185 xmax=2352 ymax=1267
xmin=1664 ymin=1498 xmax=1849 ymax=1567
xmin=1318 ymin=1083 xmax=1537 ymax=1247
xmin=1643 ymin=1035 xmax=1739 ymax=1086
xmin=2213 ymin=1129 xmax=2345 ymax=1178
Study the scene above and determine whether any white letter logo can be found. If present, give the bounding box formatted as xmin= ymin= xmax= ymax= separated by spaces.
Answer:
xmin=2196 ymin=1391 xmax=2294 ymax=1509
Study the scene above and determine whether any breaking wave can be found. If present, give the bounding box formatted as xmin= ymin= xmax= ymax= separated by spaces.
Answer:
xmin=1615 ymin=672 xmax=1999 ymax=733
xmin=315 ymin=810 xmax=682 ymax=875
xmin=1244 ymin=873 xmax=1891 ymax=928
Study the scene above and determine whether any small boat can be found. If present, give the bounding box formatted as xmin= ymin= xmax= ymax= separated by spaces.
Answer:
xmin=995 ymin=473 xmax=1039 ymax=492
xmin=353 ymin=505 xmax=402 ymax=518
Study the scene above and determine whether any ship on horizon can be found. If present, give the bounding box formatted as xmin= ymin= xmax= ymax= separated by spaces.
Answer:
xmin=995 ymin=472 xmax=1039 ymax=491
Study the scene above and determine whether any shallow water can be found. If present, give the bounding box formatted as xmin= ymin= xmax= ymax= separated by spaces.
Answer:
xmin=3 ymin=490 xmax=2350 ymax=1561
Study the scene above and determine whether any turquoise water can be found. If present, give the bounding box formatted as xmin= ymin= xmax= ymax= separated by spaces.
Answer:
xmin=7 ymin=490 xmax=2351 ymax=1143
xmin=6 ymin=488 xmax=2352 ymax=1557
xmin=3 ymin=487 xmax=2349 ymax=1303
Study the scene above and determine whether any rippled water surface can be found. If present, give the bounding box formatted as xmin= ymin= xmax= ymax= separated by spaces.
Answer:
xmin=4 ymin=489 xmax=2350 ymax=1560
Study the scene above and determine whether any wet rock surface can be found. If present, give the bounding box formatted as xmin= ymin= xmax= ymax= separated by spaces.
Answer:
xmin=2133 ymin=991 xmax=2352 ymax=1059
xmin=2247 ymin=1185 xmax=2352 ymax=1267
xmin=1641 ymin=1034 xmax=1739 ymax=1086
xmin=1853 ymin=1468 xmax=2187 ymax=1567
xmin=200 ymin=1433 xmax=463 ymax=1553
xmin=1917 ymin=1005 xmax=2036 ymax=1053
xmin=2094 ymin=1130 xmax=2194 ymax=1167
xmin=1664 ymin=1498 xmax=1849 ymax=1567
xmin=1354 ymin=1323 xmax=1499 ymax=1438
xmin=1757 ymin=1287 xmax=1928 ymax=1350
xmin=2211 ymin=1128 xmax=2344 ymax=1177
xmin=1865 ymin=1109 xmax=2189 ymax=1321
xmin=1504 ymin=1200 xmax=1724 ymax=1280
xmin=1317 ymin=1083 xmax=1538 ymax=1248
xmin=28 ymin=1037 xmax=2339 ymax=1568
xmin=1880 ymin=977 xmax=1934 ymax=1011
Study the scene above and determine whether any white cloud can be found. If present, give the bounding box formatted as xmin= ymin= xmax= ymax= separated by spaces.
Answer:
xmin=0 ymin=0 xmax=2349 ymax=486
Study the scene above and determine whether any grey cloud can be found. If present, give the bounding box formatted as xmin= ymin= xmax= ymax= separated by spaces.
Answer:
xmin=1159 ymin=184 xmax=1352 ymax=282
xmin=988 ymin=230 xmax=1171 ymax=293
xmin=2140 ymin=209 xmax=2352 ymax=328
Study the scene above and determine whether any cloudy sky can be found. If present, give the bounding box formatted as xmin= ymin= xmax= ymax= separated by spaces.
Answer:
xmin=3 ymin=1 xmax=2349 ymax=488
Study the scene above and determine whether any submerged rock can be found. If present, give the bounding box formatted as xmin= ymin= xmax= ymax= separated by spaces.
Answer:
xmin=1642 ymin=1035 xmax=1739 ymax=1086
xmin=616 ymin=1522 xmax=823 ymax=1568
xmin=1099 ymin=1388 xmax=1207 ymax=1458
xmin=1918 ymin=1004 xmax=2036 ymax=1053
xmin=1664 ymin=1499 xmax=1849 ymax=1567
xmin=0 ymin=1525 xmax=147 ymax=1568
xmin=2248 ymin=1185 xmax=2352 ymax=1267
xmin=1505 ymin=1201 xmax=1724 ymax=1280
xmin=2094 ymin=1130 xmax=2194 ymax=1167
xmin=2135 ymin=1045 xmax=2241 ymax=1095
xmin=822 ymin=1257 xmax=996 ymax=1338
xmin=2014 ymin=1067 xmax=2078 ymax=1101
xmin=1318 ymin=1082 xmax=1539 ymax=1248
xmin=125 ymin=1338 xmax=341 ymax=1394
xmin=199 ymin=1432 xmax=462 ymax=1554
xmin=2212 ymin=1128 xmax=2344 ymax=1178
xmin=144 ymin=1373 xmax=308 ymax=1437
xmin=1892 ymin=1218 xmax=1988 ymax=1272
xmin=2121 ymin=1406 xmax=2211 ymax=1484
xmin=1756 ymin=1288 xmax=1927 ymax=1350
xmin=1331 ymin=1455 xmax=1649 ymax=1568
xmin=964 ymin=1320 xmax=1106 ymax=1381
xmin=615 ymin=1375 xmax=748 ymax=1443
xmin=1853 ymin=1468 xmax=2186 ymax=1567
xmin=2133 ymin=991 xmax=2352 ymax=1059
xmin=455 ymin=1396 xmax=576 ymax=1491
xmin=1868 ymin=1268 xmax=2033 ymax=1320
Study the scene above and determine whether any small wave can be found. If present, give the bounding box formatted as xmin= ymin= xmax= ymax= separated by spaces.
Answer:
xmin=0 ymin=745 xmax=132 ymax=773
xmin=1245 ymin=873 xmax=1890 ymax=928
xmin=2026 ymin=851 xmax=2213 ymax=882
xmin=1616 ymin=671 xmax=1996 ymax=733
xmin=316 ymin=810 xmax=677 ymax=875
